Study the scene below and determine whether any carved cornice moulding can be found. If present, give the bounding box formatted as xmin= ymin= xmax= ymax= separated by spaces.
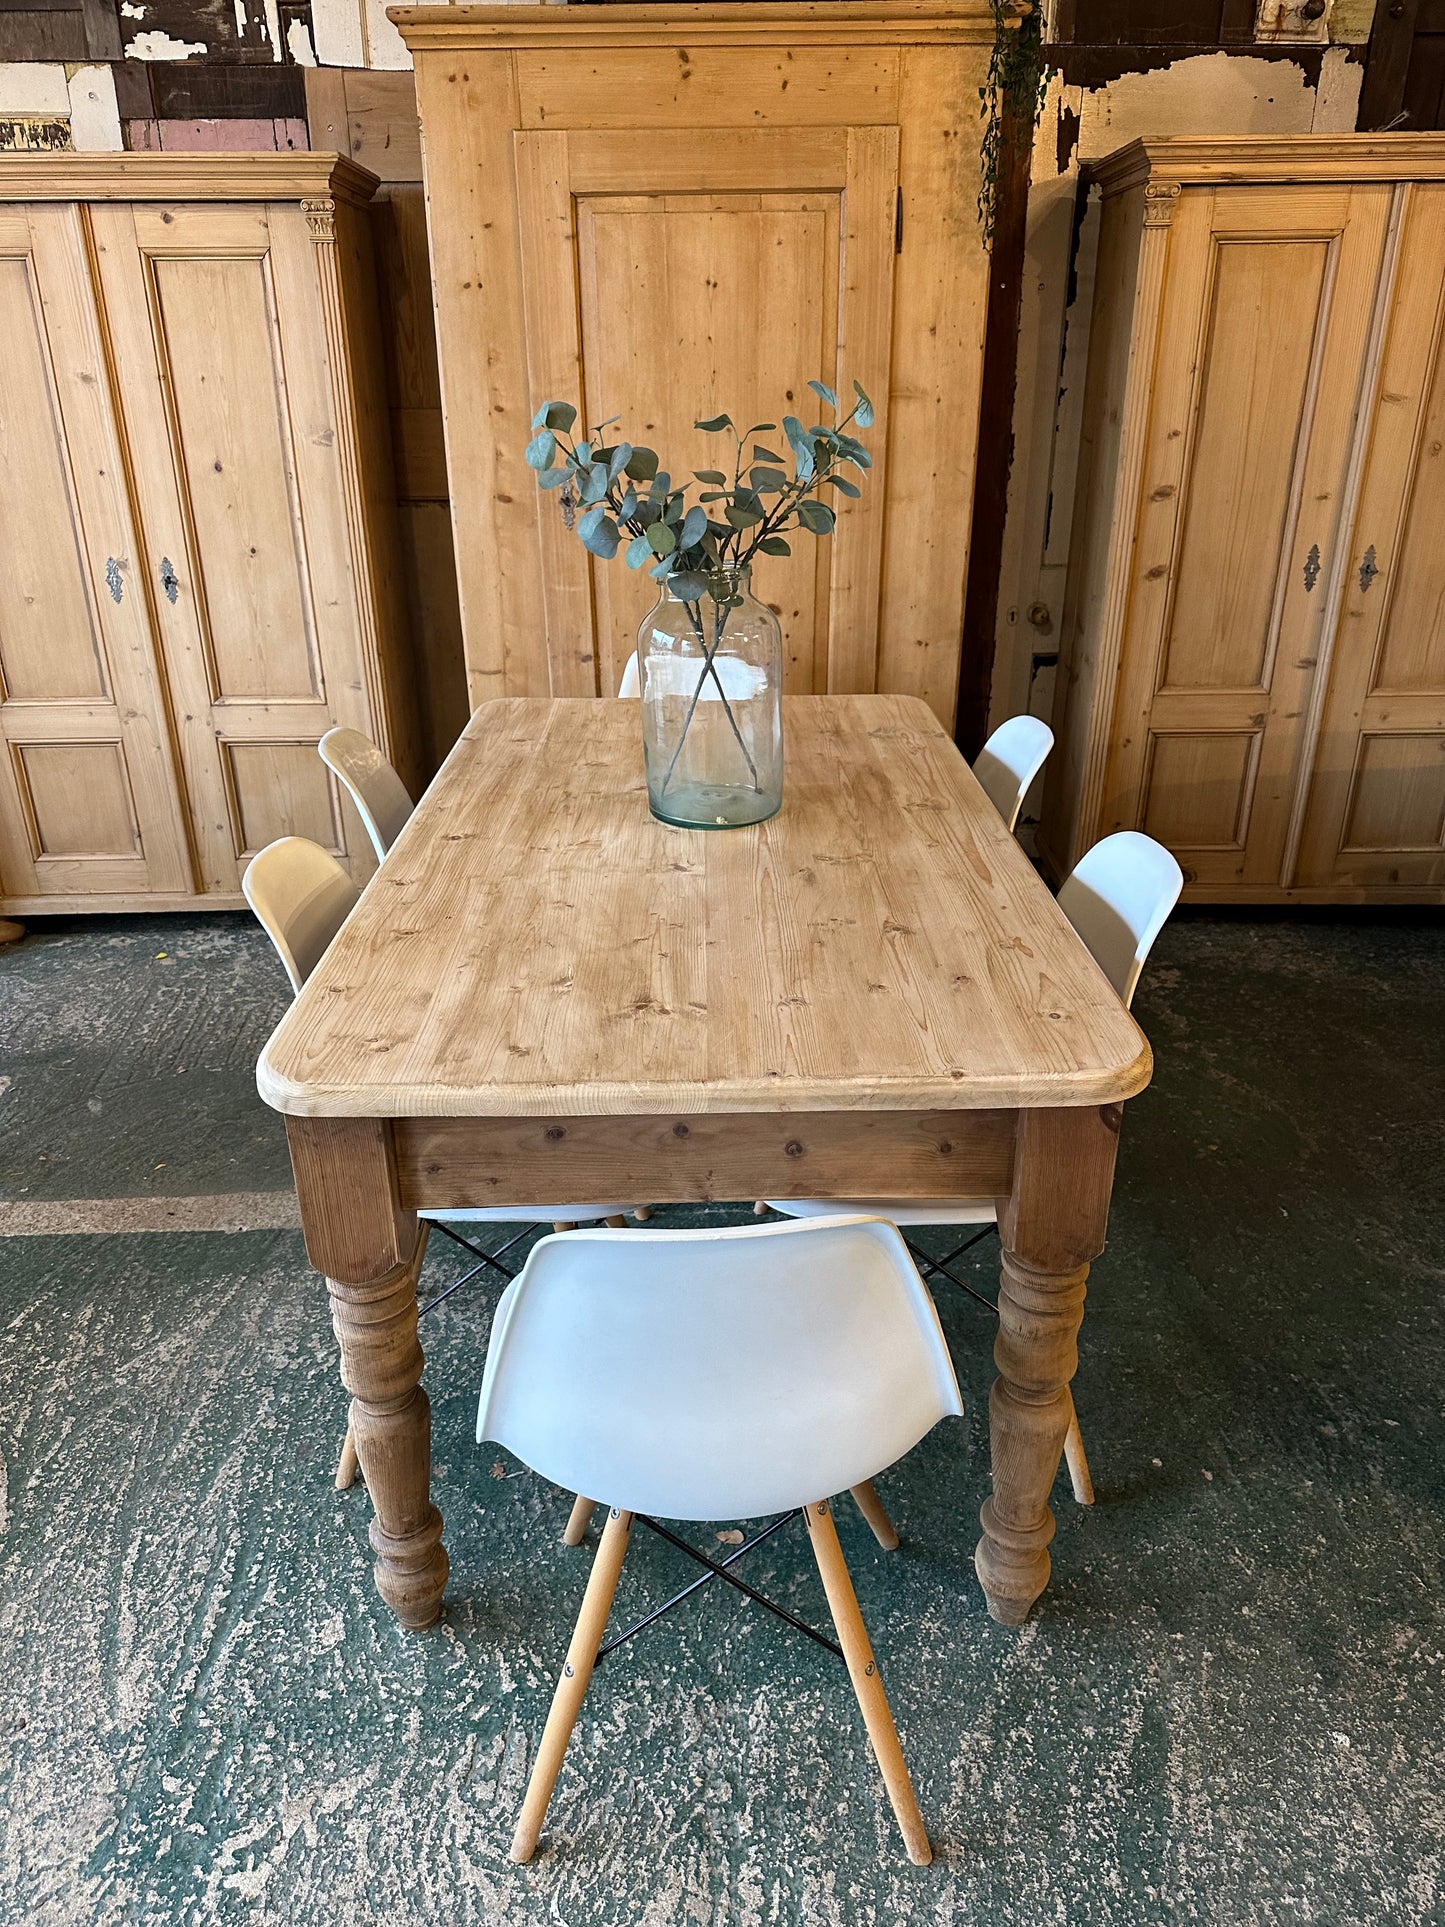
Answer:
xmin=391 ymin=1 xmax=1005 ymax=50
xmin=0 ymin=153 xmax=379 ymax=206
xmin=1090 ymin=134 xmax=1445 ymax=197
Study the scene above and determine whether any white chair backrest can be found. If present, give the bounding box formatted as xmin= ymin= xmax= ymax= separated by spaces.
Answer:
xmin=618 ymin=650 xmax=761 ymax=703
xmin=973 ymin=714 xmax=1055 ymax=834
xmin=1057 ymin=830 xmax=1184 ymax=1008
xmin=318 ymin=726 xmax=414 ymax=863
xmin=478 ymin=1217 xmax=963 ymax=1521
xmin=242 ymin=836 xmax=360 ymax=994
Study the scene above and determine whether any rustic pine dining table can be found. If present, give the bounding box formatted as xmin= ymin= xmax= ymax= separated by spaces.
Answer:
xmin=259 ymin=694 xmax=1150 ymax=1632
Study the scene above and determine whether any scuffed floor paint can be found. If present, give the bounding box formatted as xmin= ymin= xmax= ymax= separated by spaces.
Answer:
xmin=0 ymin=910 xmax=1442 ymax=1924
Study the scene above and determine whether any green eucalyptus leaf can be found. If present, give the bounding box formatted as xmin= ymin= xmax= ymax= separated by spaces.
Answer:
xmin=694 ymin=413 xmax=732 ymax=434
xmin=625 ymin=447 xmax=659 ymax=482
xmin=608 ymin=442 xmax=633 ymax=483
xmin=525 ymin=429 xmax=557 ymax=471
xmin=649 ymin=557 xmax=672 ymax=581
xmin=574 ymin=440 xmax=592 ymax=466
xmin=668 ymin=569 xmax=709 ymax=601
xmin=591 ymin=414 xmax=621 ymax=432
xmin=742 ymin=422 xmax=777 ymax=437
xmin=538 ymin=465 xmax=571 ymax=490
xmin=759 ymin=536 xmax=792 ymax=557
xmin=578 ymin=464 xmax=609 ymax=505
xmin=577 ymin=505 xmax=620 ymax=558
xmin=625 ymin=532 xmax=652 ymax=568
xmin=680 ymin=505 xmax=708 ymax=548
xmin=752 ymin=445 xmax=786 ymax=465
xmin=618 ymin=486 xmax=638 ymax=519
xmin=822 ymin=474 xmax=862 ymax=497
xmin=699 ymin=491 xmax=726 ymax=503
xmin=808 ymin=379 xmax=838 ymax=409
xmin=647 ymin=521 xmax=677 ymax=556
xmin=532 ymin=400 xmax=577 ymax=433
xmin=749 ymin=467 xmax=788 ymax=494
xmin=852 ymin=379 xmax=874 ymax=428
xmin=782 ymin=415 xmax=815 ymax=482
xmin=796 ymin=499 xmax=835 ymax=536
xmin=648 ymin=471 xmax=672 ymax=500
xmin=724 ymin=500 xmax=762 ymax=529
xmin=694 ymin=470 xmax=729 ymax=484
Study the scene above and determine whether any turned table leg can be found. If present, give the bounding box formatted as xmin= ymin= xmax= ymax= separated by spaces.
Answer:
xmin=287 ymin=1116 xmax=449 ymax=1629
xmin=976 ymin=1105 xmax=1120 ymax=1625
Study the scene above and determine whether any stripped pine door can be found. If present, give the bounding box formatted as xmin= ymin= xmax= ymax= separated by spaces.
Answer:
xmin=1294 ymin=183 xmax=1445 ymax=891
xmin=1099 ymin=183 xmax=1391 ymax=891
xmin=0 ymin=203 xmax=192 ymax=906
xmin=514 ymin=128 xmax=898 ymax=702
xmin=89 ymin=200 xmax=385 ymax=893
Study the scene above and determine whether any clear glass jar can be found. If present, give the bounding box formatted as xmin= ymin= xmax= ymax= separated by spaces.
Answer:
xmin=637 ymin=569 xmax=784 ymax=829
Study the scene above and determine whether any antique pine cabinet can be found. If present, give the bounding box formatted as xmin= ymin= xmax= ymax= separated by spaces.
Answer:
xmin=0 ymin=154 xmax=417 ymax=917
xmin=1043 ymin=136 xmax=1445 ymax=905
xmin=391 ymin=1 xmax=996 ymax=725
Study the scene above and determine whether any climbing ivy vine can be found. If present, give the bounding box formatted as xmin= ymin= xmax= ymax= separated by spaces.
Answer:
xmin=977 ymin=0 xmax=1050 ymax=248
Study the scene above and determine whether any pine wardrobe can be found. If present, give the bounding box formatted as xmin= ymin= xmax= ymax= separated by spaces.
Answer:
xmin=392 ymin=1 xmax=996 ymax=726
xmin=1044 ymin=136 xmax=1445 ymax=905
xmin=0 ymin=154 xmax=417 ymax=918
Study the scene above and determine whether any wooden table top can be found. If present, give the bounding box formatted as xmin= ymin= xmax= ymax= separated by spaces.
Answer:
xmin=258 ymin=695 xmax=1150 ymax=1118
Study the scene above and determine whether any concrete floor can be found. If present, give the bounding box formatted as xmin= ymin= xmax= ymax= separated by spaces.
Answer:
xmin=0 ymin=909 xmax=1441 ymax=1926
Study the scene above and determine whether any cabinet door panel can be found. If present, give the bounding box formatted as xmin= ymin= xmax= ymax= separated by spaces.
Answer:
xmin=0 ymin=205 xmax=191 ymax=906
xmin=514 ymin=126 xmax=896 ymax=702
xmin=90 ymin=201 xmax=378 ymax=893
xmin=1295 ymin=183 xmax=1445 ymax=891
xmin=1102 ymin=184 xmax=1390 ymax=891
xmin=149 ymin=252 xmax=321 ymax=703
xmin=1160 ymin=238 xmax=1330 ymax=694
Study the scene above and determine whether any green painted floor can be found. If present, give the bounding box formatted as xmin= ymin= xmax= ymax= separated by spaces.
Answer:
xmin=0 ymin=909 xmax=1442 ymax=1925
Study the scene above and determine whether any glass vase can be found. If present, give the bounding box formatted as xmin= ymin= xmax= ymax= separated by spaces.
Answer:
xmin=637 ymin=569 xmax=784 ymax=829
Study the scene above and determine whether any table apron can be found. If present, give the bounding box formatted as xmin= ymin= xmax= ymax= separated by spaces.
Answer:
xmin=393 ymin=1109 xmax=1018 ymax=1209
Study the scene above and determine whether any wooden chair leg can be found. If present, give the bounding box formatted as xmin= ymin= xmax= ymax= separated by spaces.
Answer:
xmin=511 ymin=1507 xmax=633 ymax=1864
xmin=563 ymin=1494 xmax=596 ymax=1546
xmin=633 ymin=1206 xmax=652 ymax=1221
xmin=335 ymin=1420 xmax=359 ymax=1491
xmin=753 ymin=1201 xmax=769 ymax=1215
xmin=1062 ymin=1392 xmax=1095 ymax=1506
xmin=603 ymin=1215 xmax=627 ymax=1228
xmin=849 ymin=1480 xmax=899 ymax=1551
xmin=551 ymin=1221 xmax=576 ymax=1233
xmin=803 ymin=1499 xmax=931 ymax=1867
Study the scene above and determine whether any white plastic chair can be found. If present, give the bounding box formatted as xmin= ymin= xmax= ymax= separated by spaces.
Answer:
xmin=318 ymin=726 xmax=416 ymax=864
xmin=972 ymin=713 xmax=1055 ymax=834
xmin=617 ymin=649 xmax=762 ymax=702
xmin=243 ymin=834 xmax=632 ymax=1485
xmin=766 ymin=830 xmax=1184 ymax=1504
xmin=480 ymin=1215 xmax=962 ymax=1865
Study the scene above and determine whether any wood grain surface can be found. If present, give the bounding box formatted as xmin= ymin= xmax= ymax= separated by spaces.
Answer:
xmin=258 ymin=695 xmax=1150 ymax=1119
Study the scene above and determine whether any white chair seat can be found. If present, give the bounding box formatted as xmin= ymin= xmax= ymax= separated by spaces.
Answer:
xmin=765 ymin=1196 xmax=995 ymax=1227
xmin=478 ymin=1216 xmax=963 ymax=1522
xmin=425 ymin=1205 xmax=629 ymax=1225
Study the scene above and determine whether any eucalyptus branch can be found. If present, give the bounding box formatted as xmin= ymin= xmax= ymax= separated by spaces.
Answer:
xmin=524 ymin=380 xmax=876 ymax=791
